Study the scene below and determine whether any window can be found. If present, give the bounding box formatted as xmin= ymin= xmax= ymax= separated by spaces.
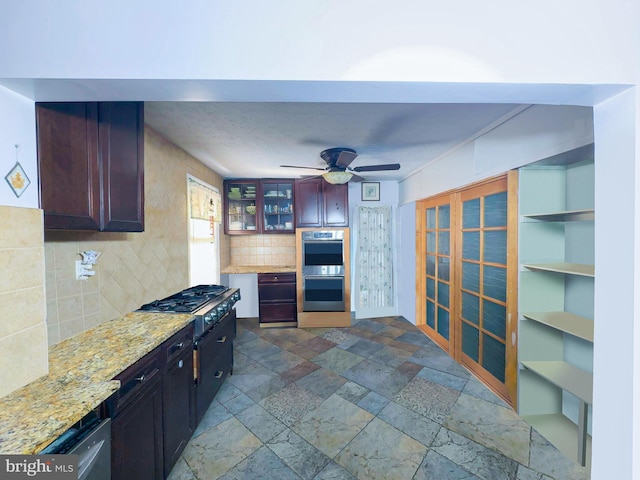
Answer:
xmin=187 ymin=175 xmax=221 ymax=286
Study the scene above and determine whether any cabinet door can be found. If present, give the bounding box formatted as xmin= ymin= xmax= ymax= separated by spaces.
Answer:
xmin=99 ymin=102 xmax=145 ymax=232
xmin=36 ymin=102 xmax=101 ymax=230
xmin=294 ymin=178 xmax=323 ymax=227
xmin=262 ymin=180 xmax=294 ymax=233
xmin=323 ymin=182 xmax=349 ymax=227
xmin=224 ymin=180 xmax=260 ymax=234
xmin=111 ymin=369 xmax=163 ymax=480
xmin=162 ymin=347 xmax=194 ymax=476
xmin=195 ymin=328 xmax=232 ymax=424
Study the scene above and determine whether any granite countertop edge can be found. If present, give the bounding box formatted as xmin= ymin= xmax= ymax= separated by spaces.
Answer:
xmin=221 ymin=265 xmax=296 ymax=274
xmin=0 ymin=311 xmax=195 ymax=455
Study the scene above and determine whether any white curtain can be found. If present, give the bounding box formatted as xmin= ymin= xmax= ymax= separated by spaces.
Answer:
xmin=357 ymin=206 xmax=393 ymax=308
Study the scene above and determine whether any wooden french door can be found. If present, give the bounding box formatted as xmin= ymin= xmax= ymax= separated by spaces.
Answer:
xmin=416 ymin=194 xmax=455 ymax=354
xmin=416 ymin=172 xmax=518 ymax=407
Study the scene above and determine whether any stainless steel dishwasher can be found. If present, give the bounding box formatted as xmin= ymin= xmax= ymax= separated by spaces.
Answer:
xmin=40 ymin=416 xmax=111 ymax=480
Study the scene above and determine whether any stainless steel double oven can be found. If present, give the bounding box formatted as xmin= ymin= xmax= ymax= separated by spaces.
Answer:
xmin=301 ymin=230 xmax=345 ymax=312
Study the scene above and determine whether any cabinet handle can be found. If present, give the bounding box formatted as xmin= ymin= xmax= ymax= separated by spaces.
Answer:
xmin=135 ymin=374 xmax=146 ymax=383
xmin=176 ymin=342 xmax=184 ymax=349
xmin=217 ymin=336 xmax=227 ymax=343
xmin=178 ymin=359 xmax=184 ymax=369
xmin=214 ymin=371 xmax=224 ymax=379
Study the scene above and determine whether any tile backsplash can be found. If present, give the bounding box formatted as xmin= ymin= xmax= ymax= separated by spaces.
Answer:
xmin=44 ymin=126 xmax=230 ymax=345
xmin=0 ymin=206 xmax=48 ymax=398
xmin=229 ymin=234 xmax=296 ymax=266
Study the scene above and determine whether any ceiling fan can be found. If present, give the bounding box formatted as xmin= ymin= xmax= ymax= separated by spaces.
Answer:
xmin=280 ymin=147 xmax=400 ymax=184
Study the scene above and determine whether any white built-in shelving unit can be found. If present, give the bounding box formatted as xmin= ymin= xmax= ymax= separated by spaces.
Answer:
xmin=518 ymin=144 xmax=594 ymax=468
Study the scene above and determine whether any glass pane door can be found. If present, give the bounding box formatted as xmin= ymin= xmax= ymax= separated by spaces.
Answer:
xmin=419 ymin=196 xmax=453 ymax=353
xmin=456 ymin=174 xmax=517 ymax=405
xmin=460 ymin=191 xmax=508 ymax=382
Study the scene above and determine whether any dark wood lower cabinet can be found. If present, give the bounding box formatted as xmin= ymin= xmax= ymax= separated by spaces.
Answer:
xmin=111 ymin=362 xmax=164 ymax=480
xmin=258 ymin=273 xmax=297 ymax=327
xmin=109 ymin=316 xmax=237 ymax=479
xmin=162 ymin=344 xmax=194 ymax=476
xmin=195 ymin=310 xmax=236 ymax=424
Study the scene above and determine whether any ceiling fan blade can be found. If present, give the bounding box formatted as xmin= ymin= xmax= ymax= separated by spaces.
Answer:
xmin=280 ymin=165 xmax=326 ymax=171
xmin=352 ymin=163 xmax=401 ymax=172
xmin=349 ymin=174 xmax=366 ymax=182
xmin=335 ymin=150 xmax=358 ymax=168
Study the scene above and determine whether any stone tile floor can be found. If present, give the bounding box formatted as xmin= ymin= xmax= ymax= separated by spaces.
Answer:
xmin=168 ymin=316 xmax=590 ymax=480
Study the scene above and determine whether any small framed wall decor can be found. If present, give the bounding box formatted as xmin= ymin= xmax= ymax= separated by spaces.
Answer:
xmin=5 ymin=145 xmax=31 ymax=198
xmin=361 ymin=182 xmax=380 ymax=201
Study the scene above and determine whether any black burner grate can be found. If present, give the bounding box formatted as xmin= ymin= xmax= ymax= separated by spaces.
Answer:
xmin=138 ymin=285 xmax=229 ymax=313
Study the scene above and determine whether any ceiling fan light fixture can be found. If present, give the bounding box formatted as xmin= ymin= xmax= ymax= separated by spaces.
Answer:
xmin=322 ymin=171 xmax=353 ymax=184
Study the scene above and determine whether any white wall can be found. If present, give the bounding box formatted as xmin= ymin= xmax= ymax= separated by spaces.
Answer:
xmin=0 ymin=87 xmax=37 ymax=208
xmin=0 ymin=0 xmax=636 ymax=85
xmin=592 ymin=88 xmax=638 ymax=480
xmin=397 ymin=202 xmax=417 ymax=324
xmin=399 ymin=105 xmax=594 ymax=204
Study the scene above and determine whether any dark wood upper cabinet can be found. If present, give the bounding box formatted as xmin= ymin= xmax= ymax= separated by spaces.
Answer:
xmin=294 ymin=177 xmax=348 ymax=228
xmin=36 ymin=101 xmax=144 ymax=232
xmin=223 ymin=179 xmax=295 ymax=234
xmin=99 ymin=102 xmax=145 ymax=232
xmin=323 ymin=182 xmax=349 ymax=227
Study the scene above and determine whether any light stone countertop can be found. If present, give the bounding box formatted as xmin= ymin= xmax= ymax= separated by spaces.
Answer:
xmin=0 ymin=311 xmax=194 ymax=454
xmin=221 ymin=265 xmax=296 ymax=274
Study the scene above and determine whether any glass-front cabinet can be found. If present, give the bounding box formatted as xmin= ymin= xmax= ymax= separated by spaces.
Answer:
xmin=262 ymin=181 xmax=294 ymax=233
xmin=224 ymin=180 xmax=259 ymax=234
xmin=224 ymin=179 xmax=295 ymax=234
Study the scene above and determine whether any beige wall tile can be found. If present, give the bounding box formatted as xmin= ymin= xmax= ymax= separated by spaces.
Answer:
xmin=84 ymin=312 xmax=102 ymax=330
xmin=0 ymin=247 xmax=44 ymax=293
xmin=59 ymin=317 xmax=85 ymax=342
xmin=0 ymin=287 xmax=45 ymax=338
xmin=47 ymin=324 xmax=60 ymax=346
xmin=55 ymin=265 xmax=83 ymax=298
xmin=46 ymin=299 xmax=59 ymax=325
xmin=0 ymin=206 xmax=43 ymax=249
xmin=45 ymin=270 xmax=57 ymax=300
xmin=0 ymin=323 xmax=48 ymax=398
xmin=58 ymin=295 xmax=83 ymax=321
xmin=53 ymin=240 xmax=80 ymax=271
xmin=82 ymin=292 xmax=100 ymax=315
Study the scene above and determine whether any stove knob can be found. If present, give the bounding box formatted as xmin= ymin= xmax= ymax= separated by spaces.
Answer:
xmin=204 ymin=314 xmax=213 ymax=325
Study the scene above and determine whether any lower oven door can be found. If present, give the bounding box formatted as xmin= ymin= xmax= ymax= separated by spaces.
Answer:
xmin=302 ymin=275 xmax=345 ymax=312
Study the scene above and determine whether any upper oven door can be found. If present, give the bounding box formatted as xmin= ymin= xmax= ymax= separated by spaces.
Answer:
xmin=302 ymin=239 xmax=344 ymax=275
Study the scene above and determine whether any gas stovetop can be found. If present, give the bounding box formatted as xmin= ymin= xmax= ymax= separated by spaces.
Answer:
xmin=138 ymin=285 xmax=240 ymax=337
xmin=138 ymin=285 xmax=230 ymax=313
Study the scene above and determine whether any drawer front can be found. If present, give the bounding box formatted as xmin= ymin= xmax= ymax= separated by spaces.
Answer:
xmin=258 ymin=272 xmax=296 ymax=284
xmin=210 ymin=310 xmax=236 ymax=346
xmin=111 ymin=348 xmax=161 ymax=416
xmin=259 ymin=283 xmax=296 ymax=303
xmin=162 ymin=324 xmax=194 ymax=365
xmin=195 ymin=339 xmax=233 ymax=424
xmin=259 ymin=303 xmax=297 ymax=323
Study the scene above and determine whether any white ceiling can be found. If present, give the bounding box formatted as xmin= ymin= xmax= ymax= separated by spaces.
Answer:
xmin=143 ymin=101 xmax=523 ymax=182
